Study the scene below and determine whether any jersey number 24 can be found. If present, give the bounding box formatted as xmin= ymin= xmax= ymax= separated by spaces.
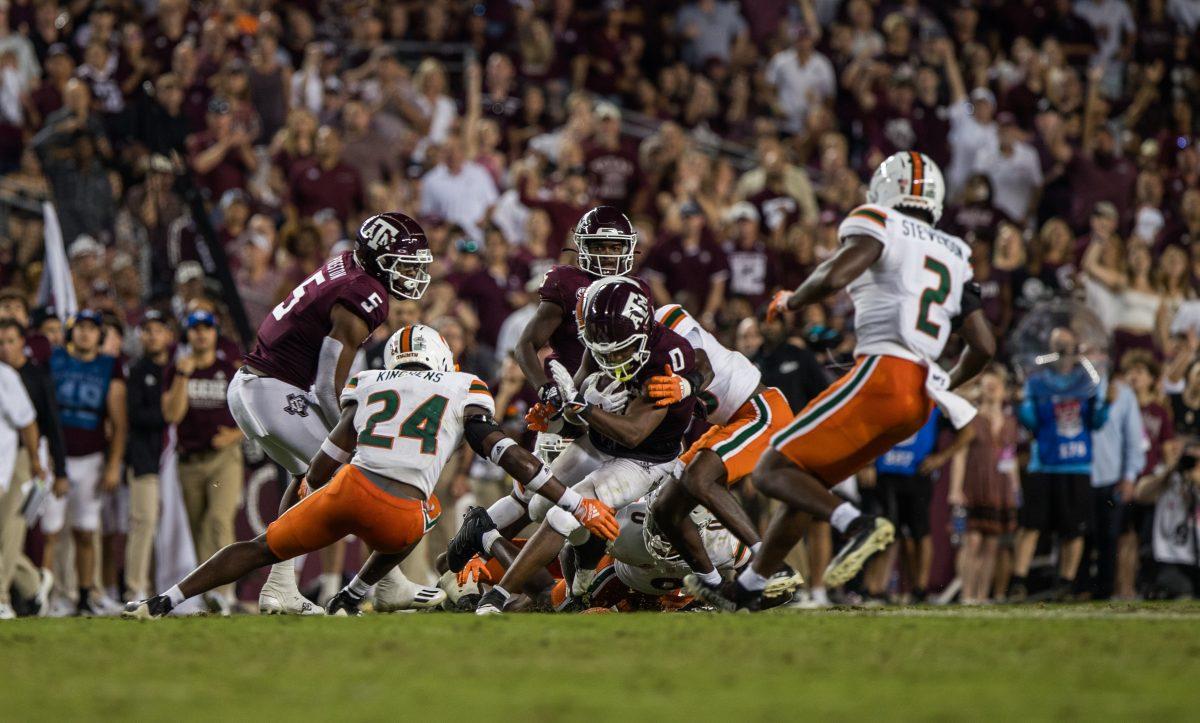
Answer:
xmin=357 ymin=390 xmax=448 ymax=454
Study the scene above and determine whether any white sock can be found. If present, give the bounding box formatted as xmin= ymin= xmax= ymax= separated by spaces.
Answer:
xmin=811 ymin=586 xmax=829 ymax=604
xmin=265 ymin=558 xmax=296 ymax=590
xmin=165 ymin=585 xmax=185 ymax=607
xmin=699 ymin=569 xmax=722 ymax=586
xmin=750 ymin=542 xmax=762 ymax=557
xmin=487 ymin=496 xmax=525 ymax=528
xmin=493 ymin=585 xmax=512 ymax=601
xmin=347 ymin=575 xmax=370 ymax=599
xmin=481 ymin=529 xmax=502 ymax=555
xmin=737 ymin=567 xmax=769 ymax=592
xmin=830 ymin=502 xmax=861 ymax=534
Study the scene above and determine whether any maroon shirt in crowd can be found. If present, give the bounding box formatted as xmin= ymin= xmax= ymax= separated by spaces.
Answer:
xmin=163 ymin=356 xmax=238 ymax=455
xmin=643 ymin=234 xmax=730 ymax=308
xmin=186 ymin=130 xmax=250 ymax=200
xmin=24 ymin=332 xmax=52 ymax=365
xmin=446 ymin=266 xmax=520 ymax=348
xmin=1139 ymin=401 xmax=1174 ymax=476
xmin=746 ymin=187 xmax=803 ymax=235
xmin=244 ymin=252 xmax=388 ymax=391
xmin=723 ymin=239 xmax=778 ymax=309
xmin=288 ymin=159 xmax=364 ymax=224
xmin=585 ymin=141 xmax=640 ymax=208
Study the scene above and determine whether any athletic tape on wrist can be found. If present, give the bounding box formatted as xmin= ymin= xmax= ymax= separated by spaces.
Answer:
xmin=488 ymin=437 xmax=517 ymax=464
xmin=320 ymin=438 xmax=352 ymax=464
xmin=546 ymin=505 xmax=582 ymax=537
xmin=525 ymin=464 xmax=554 ymax=493
xmin=556 ymin=487 xmax=582 ymax=512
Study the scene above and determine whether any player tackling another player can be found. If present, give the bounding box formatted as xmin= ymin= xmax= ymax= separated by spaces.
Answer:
xmin=124 ymin=325 xmax=619 ymax=619
xmin=685 ymin=151 xmax=996 ymax=611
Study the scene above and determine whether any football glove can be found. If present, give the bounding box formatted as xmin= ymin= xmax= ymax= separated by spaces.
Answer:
xmin=547 ymin=359 xmax=577 ymax=406
xmin=766 ymin=289 xmax=791 ymax=323
xmin=572 ymin=498 xmax=620 ymax=541
xmin=646 ymin=365 xmax=691 ymax=408
xmin=582 ymin=374 xmax=630 ymax=413
xmin=456 ymin=554 xmax=493 ymax=587
xmin=525 ymin=402 xmax=558 ymax=432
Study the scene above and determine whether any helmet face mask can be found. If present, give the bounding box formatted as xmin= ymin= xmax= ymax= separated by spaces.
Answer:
xmin=376 ymin=249 xmax=433 ymax=300
xmin=583 ymin=326 xmax=649 ymax=383
xmin=574 ymin=206 xmax=637 ymax=277
xmin=579 ymin=275 xmax=653 ymax=383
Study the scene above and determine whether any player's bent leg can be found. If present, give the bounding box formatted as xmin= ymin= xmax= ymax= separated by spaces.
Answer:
xmin=124 ymin=536 xmax=281 ymax=619
xmin=681 ymin=449 xmax=762 ymax=548
xmin=649 ymin=476 xmax=716 ymax=576
xmin=477 ymin=521 xmax=566 ymax=615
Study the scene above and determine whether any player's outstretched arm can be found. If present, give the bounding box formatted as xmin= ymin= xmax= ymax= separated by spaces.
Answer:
xmin=462 ymin=405 xmax=618 ymax=540
xmin=947 ymin=309 xmax=996 ymax=390
xmin=306 ymin=402 xmax=358 ymax=490
xmin=771 ymin=234 xmax=883 ymax=317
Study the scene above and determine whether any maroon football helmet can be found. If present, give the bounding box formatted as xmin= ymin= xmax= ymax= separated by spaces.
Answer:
xmin=573 ymin=205 xmax=637 ymax=277
xmin=356 ymin=212 xmax=432 ymax=300
xmin=579 ymin=276 xmax=653 ymax=382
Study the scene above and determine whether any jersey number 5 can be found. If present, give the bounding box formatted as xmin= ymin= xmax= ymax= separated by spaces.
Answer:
xmin=357 ymin=390 xmax=449 ymax=455
xmin=916 ymin=257 xmax=950 ymax=339
xmin=272 ymin=269 xmax=327 ymax=320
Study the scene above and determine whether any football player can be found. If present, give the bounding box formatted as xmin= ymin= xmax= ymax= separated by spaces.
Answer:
xmin=124 ymin=326 xmax=619 ymax=619
xmin=446 ymin=207 xmax=657 ymax=568
xmin=226 ymin=211 xmax=437 ymax=614
xmin=472 ymin=276 xmax=700 ymax=614
xmin=644 ymin=304 xmax=796 ymax=591
xmin=688 ymin=151 xmax=996 ymax=611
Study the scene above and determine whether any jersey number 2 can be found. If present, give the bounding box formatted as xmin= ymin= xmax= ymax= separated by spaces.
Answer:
xmin=357 ymin=390 xmax=449 ymax=454
xmin=916 ymin=257 xmax=950 ymax=339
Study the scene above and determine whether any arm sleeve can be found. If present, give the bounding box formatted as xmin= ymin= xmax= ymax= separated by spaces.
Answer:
xmin=463 ymin=376 xmax=497 ymax=416
xmin=314 ymin=336 xmax=344 ymax=429
xmin=838 ymin=205 xmax=890 ymax=246
xmin=952 ymin=282 xmax=983 ymax=331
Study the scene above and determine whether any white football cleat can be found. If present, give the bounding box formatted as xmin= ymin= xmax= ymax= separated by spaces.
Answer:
xmin=90 ymin=591 xmax=126 ymax=617
xmin=0 ymin=602 xmax=15 ymax=620
xmin=259 ymin=561 xmax=324 ymax=615
xmin=374 ymin=567 xmax=445 ymax=612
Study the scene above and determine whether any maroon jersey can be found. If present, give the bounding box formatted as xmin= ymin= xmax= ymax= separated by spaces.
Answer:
xmin=244 ymin=252 xmax=388 ymax=391
xmin=537 ymin=265 xmax=652 ymax=375
xmin=24 ymin=332 xmax=51 ymax=366
xmin=164 ymin=357 xmax=238 ymax=454
xmin=589 ymin=324 xmax=697 ymax=464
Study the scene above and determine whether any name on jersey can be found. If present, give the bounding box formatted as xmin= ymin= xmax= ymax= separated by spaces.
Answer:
xmin=327 ymin=254 xmax=349 ymax=280
xmin=375 ymin=370 xmax=445 ymax=383
xmin=900 ymin=219 xmax=965 ymax=260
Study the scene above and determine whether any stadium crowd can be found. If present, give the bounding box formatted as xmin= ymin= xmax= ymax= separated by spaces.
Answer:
xmin=1 ymin=0 xmax=1200 ymax=616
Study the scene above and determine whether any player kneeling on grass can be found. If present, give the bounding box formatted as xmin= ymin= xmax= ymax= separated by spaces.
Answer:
xmin=124 ymin=325 xmax=619 ymax=619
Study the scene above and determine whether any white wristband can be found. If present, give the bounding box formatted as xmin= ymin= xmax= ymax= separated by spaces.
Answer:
xmin=525 ymin=464 xmax=554 ymax=493
xmin=489 ymin=437 xmax=517 ymax=464
xmin=556 ymin=487 xmax=583 ymax=513
xmin=320 ymin=438 xmax=352 ymax=464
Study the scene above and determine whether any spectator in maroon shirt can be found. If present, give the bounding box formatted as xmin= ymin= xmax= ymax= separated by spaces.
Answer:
xmin=644 ymin=201 xmax=729 ymax=327
xmin=186 ymin=96 xmax=257 ymax=202
xmin=517 ymin=160 xmax=591 ymax=256
xmin=28 ymin=44 xmax=74 ymax=129
xmin=722 ymin=201 xmax=778 ymax=311
xmin=585 ymin=102 xmax=641 ymax=211
xmin=288 ymin=125 xmax=365 ymax=227
xmin=446 ymin=231 xmax=521 ymax=349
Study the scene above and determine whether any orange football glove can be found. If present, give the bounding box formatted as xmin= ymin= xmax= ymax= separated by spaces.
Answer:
xmin=297 ymin=479 xmax=311 ymax=499
xmin=456 ymin=554 xmax=493 ymax=587
xmin=525 ymin=401 xmax=557 ymax=432
xmin=646 ymin=365 xmax=691 ymax=408
xmin=573 ymin=498 xmax=620 ymax=541
xmin=766 ymin=289 xmax=791 ymax=323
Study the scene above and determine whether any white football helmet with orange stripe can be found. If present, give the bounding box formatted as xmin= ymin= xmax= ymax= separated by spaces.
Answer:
xmin=867 ymin=151 xmax=945 ymax=223
xmin=385 ymin=324 xmax=454 ymax=372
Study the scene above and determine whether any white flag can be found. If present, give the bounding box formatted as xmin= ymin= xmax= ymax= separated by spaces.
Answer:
xmin=154 ymin=426 xmax=203 ymax=614
xmin=36 ymin=201 xmax=77 ymax=319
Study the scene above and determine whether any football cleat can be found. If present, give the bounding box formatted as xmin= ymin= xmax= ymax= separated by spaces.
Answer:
xmin=683 ymin=574 xmax=761 ymax=613
xmin=474 ymin=588 xmax=508 ymax=616
xmin=259 ymin=587 xmax=325 ymax=615
xmin=374 ymin=567 xmax=446 ymax=611
xmin=824 ymin=516 xmax=895 ymax=588
xmin=445 ymin=506 xmax=496 ymax=573
xmin=122 ymin=595 xmax=173 ymax=620
xmin=0 ymin=602 xmax=14 ymax=620
xmin=761 ymin=566 xmax=804 ymax=609
xmin=326 ymin=590 xmax=364 ymax=617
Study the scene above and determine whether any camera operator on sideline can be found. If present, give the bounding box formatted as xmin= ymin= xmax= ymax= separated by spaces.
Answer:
xmin=1135 ymin=441 xmax=1200 ymax=599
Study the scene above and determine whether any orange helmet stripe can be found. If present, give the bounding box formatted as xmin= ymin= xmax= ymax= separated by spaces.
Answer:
xmin=909 ymin=151 xmax=925 ymax=195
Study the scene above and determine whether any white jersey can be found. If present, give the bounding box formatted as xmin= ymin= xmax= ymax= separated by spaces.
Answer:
xmin=838 ymin=204 xmax=974 ymax=363
xmin=654 ymin=305 xmax=761 ymax=425
xmin=340 ymin=368 xmax=495 ymax=497
xmin=609 ymin=500 xmax=752 ymax=595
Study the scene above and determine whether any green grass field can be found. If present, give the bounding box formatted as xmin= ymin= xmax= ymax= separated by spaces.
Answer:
xmin=4 ymin=604 xmax=1199 ymax=721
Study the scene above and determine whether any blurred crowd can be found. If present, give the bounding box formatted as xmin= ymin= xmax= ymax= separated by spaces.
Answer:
xmin=1 ymin=0 xmax=1200 ymax=614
